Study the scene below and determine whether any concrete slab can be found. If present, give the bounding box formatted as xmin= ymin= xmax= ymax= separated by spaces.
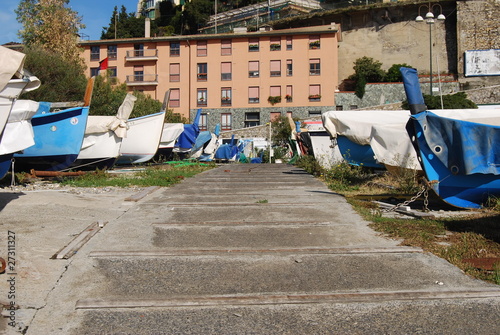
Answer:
xmin=1 ymin=164 xmax=498 ymax=335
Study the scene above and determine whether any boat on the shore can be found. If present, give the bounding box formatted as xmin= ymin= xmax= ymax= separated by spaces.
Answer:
xmin=71 ymin=93 xmax=137 ymax=170
xmin=322 ymin=110 xmax=414 ymax=169
xmin=402 ymin=66 xmax=500 ymax=209
xmin=116 ymin=110 xmax=166 ymax=165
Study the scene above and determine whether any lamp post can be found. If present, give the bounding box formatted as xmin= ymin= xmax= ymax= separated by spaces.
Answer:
xmin=416 ymin=3 xmax=445 ymax=96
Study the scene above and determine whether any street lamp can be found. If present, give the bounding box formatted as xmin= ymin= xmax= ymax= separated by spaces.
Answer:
xmin=416 ymin=3 xmax=445 ymax=96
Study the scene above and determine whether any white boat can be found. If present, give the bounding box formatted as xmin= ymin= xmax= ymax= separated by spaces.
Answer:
xmin=154 ymin=123 xmax=185 ymax=161
xmin=71 ymin=93 xmax=137 ymax=170
xmin=116 ymin=111 xmax=166 ymax=165
xmin=322 ymin=110 xmax=411 ymax=169
xmin=303 ymin=120 xmax=343 ymax=169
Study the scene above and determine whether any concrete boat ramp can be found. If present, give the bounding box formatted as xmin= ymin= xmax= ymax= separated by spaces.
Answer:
xmin=0 ymin=164 xmax=499 ymax=334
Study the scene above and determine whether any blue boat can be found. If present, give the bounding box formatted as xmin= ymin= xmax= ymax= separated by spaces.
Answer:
xmin=401 ymin=67 xmax=500 ymax=209
xmin=13 ymin=103 xmax=89 ymax=172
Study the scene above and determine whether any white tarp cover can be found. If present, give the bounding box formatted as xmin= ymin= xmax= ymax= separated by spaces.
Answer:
xmin=0 ymin=46 xmax=26 ymax=92
xmin=0 ymin=99 xmax=38 ymax=155
xmin=159 ymin=123 xmax=184 ymax=148
xmin=85 ymin=93 xmax=137 ymax=137
xmin=323 ymin=109 xmax=500 ymax=170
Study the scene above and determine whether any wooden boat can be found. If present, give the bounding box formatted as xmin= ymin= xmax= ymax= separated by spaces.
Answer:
xmin=71 ymin=93 xmax=137 ymax=170
xmin=116 ymin=111 xmax=166 ymax=165
xmin=13 ymin=103 xmax=90 ymax=171
xmin=154 ymin=123 xmax=184 ymax=161
xmin=402 ymin=66 xmax=500 ymax=208
xmin=322 ymin=110 xmax=413 ymax=169
xmin=0 ymin=100 xmax=40 ymax=179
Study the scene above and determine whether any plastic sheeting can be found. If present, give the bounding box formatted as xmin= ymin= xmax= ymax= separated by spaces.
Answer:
xmin=0 ymin=46 xmax=25 ymax=92
xmin=85 ymin=93 xmax=137 ymax=137
xmin=413 ymin=111 xmax=500 ymax=176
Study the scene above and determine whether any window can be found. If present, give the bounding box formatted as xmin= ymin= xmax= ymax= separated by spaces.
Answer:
xmin=221 ymin=113 xmax=232 ymax=131
xmin=169 ymin=63 xmax=180 ymax=82
xmin=199 ymin=113 xmax=208 ymax=131
xmin=270 ymin=60 xmax=281 ymax=77
xmin=90 ymin=46 xmax=100 ymax=61
xmin=107 ymin=45 xmax=117 ymax=60
xmin=286 ymin=36 xmax=293 ymax=50
xmin=221 ymin=88 xmax=232 ymax=106
xmin=221 ymin=39 xmax=232 ymax=55
xmin=244 ymin=112 xmax=260 ymax=127
xmin=248 ymin=86 xmax=259 ymax=103
xmin=170 ymin=42 xmax=180 ymax=56
xmin=350 ymin=105 xmax=358 ymax=110
xmin=269 ymin=86 xmax=281 ymax=105
xmin=286 ymin=59 xmax=293 ymax=76
xmin=197 ymin=88 xmax=207 ymax=106
xmin=286 ymin=85 xmax=293 ymax=102
xmin=248 ymin=61 xmax=259 ymax=78
xmin=197 ymin=63 xmax=207 ymax=81
xmin=134 ymin=44 xmax=144 ymax=57
xmin=109 ymin=67 xmax=117 ymax=78
xmin=134 ymin=66 xmax=144 ymax=82
xmin=221 ymin=62 xmax=232 ymax=81
xmin=170 ymin=89 xmax=180 ymax=107
xmin=309 ymin=110 xmax=322 ymax=117
xmin=248 ymin=38 xmax=259 ymax=52
xmin=270 ymin=86 xmax=281 ymax=97
xmin=309 ymin=35 xmax=320 ymax=49
xmin=336 ymin=105 xmax=343 ymax=111
xmin=197 ymin=40 xmax=207 ymax=57
xmin=309 ymin=59 xmax=321 ymax=75
xmin=309 ymin=84 xmax=321 ymax=101
xmin=270 ymin=112 xmax=281 ymax=122
xmin=270 ymin=36 xmax=281 ymax=51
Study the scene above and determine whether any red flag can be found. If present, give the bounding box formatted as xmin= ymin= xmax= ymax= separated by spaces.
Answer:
xmin=99 ymin=57 xmax=108 ymax=71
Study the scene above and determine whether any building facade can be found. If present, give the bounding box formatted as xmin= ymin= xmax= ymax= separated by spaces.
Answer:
xmin=80 ymin=24 xmax=340 ymax=130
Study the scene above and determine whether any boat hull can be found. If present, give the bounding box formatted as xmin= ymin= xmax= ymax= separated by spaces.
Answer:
xmin=72 ymin=128 xmax=122 ymax=171
xmin=116 ymin=111 xmax=165 ymax=165
xmin=409 ymin=111 xmax=500 ymax=209
xmin=13 ymin=106 xmax=89 ymax=171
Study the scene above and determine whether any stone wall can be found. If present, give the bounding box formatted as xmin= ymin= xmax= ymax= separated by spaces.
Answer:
xmin=457 ymin=0 xmax=500 ymax=88
xmin=335 ymin=80 xmax=460 ymax=110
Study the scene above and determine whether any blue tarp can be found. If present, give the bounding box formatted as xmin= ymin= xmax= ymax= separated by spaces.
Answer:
xmin=215 ymin=135 xmax=238 ymax=160
xmin=176 ymin=109 xmax=201 ymax=149
xmin=412 ymin=111 xmax=500 ymax=176
xmin=400 ymin=67 xmax=427 ymax=115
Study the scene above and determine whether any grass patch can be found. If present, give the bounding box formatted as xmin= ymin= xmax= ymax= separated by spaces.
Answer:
xmin=59 ymin=162 xmax=214 ymax=188
xmin=299 ymin=156 xmax=500 ymax=285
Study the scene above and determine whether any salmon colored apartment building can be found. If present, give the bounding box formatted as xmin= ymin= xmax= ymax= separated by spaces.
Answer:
xmin=80 ymin=23 xmax=340 ymax=131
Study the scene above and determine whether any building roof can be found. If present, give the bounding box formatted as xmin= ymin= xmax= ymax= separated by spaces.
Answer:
xmin=79 ymin=24 xmax=339 ymax=45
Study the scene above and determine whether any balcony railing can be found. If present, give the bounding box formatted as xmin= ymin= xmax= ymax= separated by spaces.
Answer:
xmin=126 ymin=74 xmax=158 ymax=86
xmin=125 ymin=49 xmax=158 ymax=61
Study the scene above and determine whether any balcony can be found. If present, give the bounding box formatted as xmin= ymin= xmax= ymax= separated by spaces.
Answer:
xmin=125 ymin=49 xmax=158 ymax=61
xmin=126 ymin=74 xmax=158 ymax=86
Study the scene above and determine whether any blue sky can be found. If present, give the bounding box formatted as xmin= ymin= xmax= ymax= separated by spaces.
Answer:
xmin=1 ymin=0 xmax=139 ymax=45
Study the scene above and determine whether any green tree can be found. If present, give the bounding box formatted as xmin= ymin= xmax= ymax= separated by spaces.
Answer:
xmin=385 ymin=63 xmax=413 ymax=82
xmin=101 ymin=6 xmax=157 ymax=40
xmin=171 ymin=0 xmax=212 ymax=35
xmin=402 ymin=92 xmax=478 ymax=110
xmin=349 ymin=57 xmax=385 ymax=98
xmin=90 ymin=75 xmax=187 ymax=122
xmin=16 ymin=0 xmax=85 ymax=68
xmin=20 ymin=45 xmax=87 ymax=102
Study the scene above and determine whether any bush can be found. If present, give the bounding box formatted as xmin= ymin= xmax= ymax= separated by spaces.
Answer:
xmin=349 ymin=57 xmax=385 ymax=99
xmin=385 ymin=63 xmax=413 ymax=82
xmin=402 ymin=92 xmax=478 ymax=110
xmin=20 ymin=46 xmax=87 ymax=102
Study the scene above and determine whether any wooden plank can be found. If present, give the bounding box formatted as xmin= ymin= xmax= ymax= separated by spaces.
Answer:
xmin=75 ymin=289 xmax=500 ymax=309
xmin=88 ymin=246 xmax=423 ymax=258
xmin=124 ymin=186 xmax=161 ymax=202
xmin=52 ymin=221 xmax=107 ymax=259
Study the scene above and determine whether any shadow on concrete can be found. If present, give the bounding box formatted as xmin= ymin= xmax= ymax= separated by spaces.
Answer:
xmin=0 ymin=192 xmax=24 ymax=212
